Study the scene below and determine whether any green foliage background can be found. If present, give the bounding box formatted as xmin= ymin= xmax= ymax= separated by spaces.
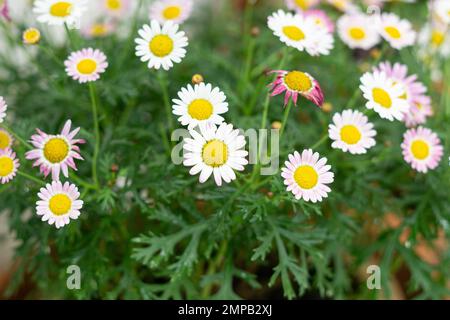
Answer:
xmin=0 ymin=0 xmax=449 ymax=299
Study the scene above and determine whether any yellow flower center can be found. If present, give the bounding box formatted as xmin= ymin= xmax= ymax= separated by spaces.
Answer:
xmin=0 ymin=131 xmax=11 ymax=149
xmin=77 ymin=59 xmax=97 ymax=75
xmin=50 ymin=2 xmax=72 ymax=18
xmin=340 ymin=125 xmax=362 ymax=145
xmin=384 ymin=26 xmax=401 ymax=39
xmin=49 ymin=194 xmax=72 ymax=216
xmin=294 ymin=0 xmax=309 ymax=9
xmin=283 ymin=26 xmax=305 ymax=41
xmin=294 ymin=165 xmax=318 ymax=190
xmin=163 ymin=5 xmax=181 ymax=20
xmin=0 ymin=156 xmax=13 ymax=177
xmin=431 ymin=30 xmax=444 ymax=46
xmin=149 ymin=35 xmax=174 ymax=57
xmin=188 ymin=99 xmax=213 ymax=120
xmin=202 ymin=140 xmax=228 ymax=167
xmin=372 ymin=88 xmax=392 ymax=108
xmin=43 ymin=138 xmax=69 ymax=164
xmin=410 ymin=139 xmax=429 ymax=160
xmin=106 ymin=0 xmax=121 ymax=10
xmin=23 ymin=28 xmax=41 ymax=45
xmin=348 ymin=27 xmax=365 ymax=40
xmin=90 ymin=24 xmax=108 ymax=37
xmin=284 ymin=71 xmax=312 ymax=92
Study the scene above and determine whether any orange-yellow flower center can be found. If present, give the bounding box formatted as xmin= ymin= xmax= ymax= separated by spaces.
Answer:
xmin=384 ymin=26 xmax=401 ymax=39
xmin=372 ymin=88 xmax=392 ymax=108
xmin=340 ymin=125 xmax=362 ymax=145
xmin=44 ymin=138 xmax=69 ymax=164
xmin=188 ymin=99 xmax=213 ymax=120
xmin=149 ymin=35 xmax=174 ymax=57
xmin=50 ymin=2 xmax=72 ymax=17
xmin=163 ymin=6 xmax=181 ymax=20
xmin=77 ymin=59 xmax=97 ymax=75
xmin=106 ymin=0 xmax=121 ymax=10
xmin=0 ymin=130 xmax=11 ymax=149
xmin=348 ymin=27 xmax=365 ymax=40
xmin=431 ymin=30 xmax=444 ymax=46
xmin=90 ymin=24 xmax=109 ymax=37
xmin=0 ymin=156 xmax=13 ymax=177
xmin=411 ymin=139 xmax=430 ymax=160
xmin=202 ymin=140 xmax=228 ymax=167
xmin=283 ymin=26 xmax=305 ymax=41
xmin=294 ymin=165 xmax=318 ymax=190
xmin=284 ymin=71 xmax=312 ymax=92
xmin=294 ymin=0 xmax=309 ymax=10
xmin=49 ymin=194 xmax=72 ymax=216
xmin=23 ymin=28 xmax=41 ymax=45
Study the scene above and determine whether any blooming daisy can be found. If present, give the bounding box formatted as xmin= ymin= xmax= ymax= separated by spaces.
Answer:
xmin=328 ymin=109 xmax=376 ymax=154
xmin=33 ymin=0 xmax=87 ymax=26
xmin=267 ymin=10 xmax=329 ymax=56
xmin=36 ymin=181 xmax=83 ymax=229
xmin=433 ymin=0 xmax=450 ymax=25
xmin=304 ymin=9 xmax=335 ymax=33
xmin=401 ymin=127 xmax=443 ymax=173
xmin=0 ymin=149 xmax=19 ymax=184
xmin=135 ymin=20 xmax=188 ymax=71
xmin=269 ymin=69 xmax=324 ymax=107
xmin=285 ymin=0 xmax=320 ymax=12
xmin=64 ymin=48 xmax=108 ymax=83
xmin=418 ymin=22 xmax=450 ymax=58
xmin=337 ymin=14 xmax=381 ymax=50
xmin=378 ymin=13 xmax=416 ymax=50
xmin=0 ymin=128 xmax=13 ymax=150
xmin=403 ymin=95 xmax=433 ymax=127
xmin=25 ymin=120 xmax=85 ymax=181
xmin=183 ymin=123 xmax=248 ymax=186
xmin=82 ymin=22 xmax=115 ymax=38
xmin=172 ymin=82 xmax=228 ymax=130
xmin=102 ymin=0 xmax=131 ymax=17
xmin=360 ymin=71 xmax=409 ymax=121
xmin=22 ymin=27 xmax=41 ymax=45
xmin=326 ymin=0 xmax=360 ymax=14
xmin=0 ymin=96 xmax=7 ymax=123
xmin=149 ymin=0 xmax=193 ymax=24
xmin=281 ymin=149 xmax=334 ymax=203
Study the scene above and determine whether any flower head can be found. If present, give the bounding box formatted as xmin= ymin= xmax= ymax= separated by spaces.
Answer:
xmin=102 ymin=0 xmax=131 ymax=17
xmin=64 ymin=48 xmax=108 ymax=83
xmin=285 ymin=0 xmax=320 ymax=12
xmin=433 ymin=0 xmax=450 ymax=25
xmin=33 ymin=0 xmax=87 ymax=26
xmin=149 ymin=0 xmax=193 ymax=24
xmin=304 ymin=9 xmax=335 ymax=33
xmin=401 ymin=127 xmax=443 ymax=173
xmin=0 ymin=128 xmax=13 ymax=150
xmin=418 ymin=22 xmax=450 ymax=58
xmin=82 ymin=22 xmax=115 ymax=39
xmin=0 ymin=96 xmax=7 ymax=123
xmin=269 ymin=70 xmax=324 ymax=107
xmin=23 ymin=27 xmax=41 ymax=45
xmin=404 ymin=96 xmax=433 ymax=128
xmin=26 ymin=120 xmax=85 ymax=181
xmin=378 ymin=13 xmax=416 ymax=50
xmin=0 ymin=149 xmax=19 ymax=184
xmin=183 ymin=123 xmax=248 ymax=186
xmin=337 ymin=14 xmax=380 ymax=50
xmin=135 ymin=20 xmax=188 ymax=71
xmin=172 ymin=82 xmax=228 ymax=130
xmin=281 ymin=149 xmax=334 ymax=203
xmin=328 ymin=109 xmax=376 ymax=154
xmin=36 ymin=181 xmax=83 ymax=229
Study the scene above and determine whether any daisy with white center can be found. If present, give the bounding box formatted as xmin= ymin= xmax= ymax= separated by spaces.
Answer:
xmin=285 ymin=0 xmax=320 ymax=12
xmin=401 ymin=127 xmax=443 ymax=173
xmin=64 ymin=48 xmax=108 ymax=83
xmin=0 ymin=128 xmax=13 ymax=150
xmin=183 ymin=123 xmax=248 ymax=186
xmin=25 ymin=120 xmax=85 ymax=181
xmin=172 ymin=82 xmax=228 ymax=130
xmin=36 ymin=181 xmax=83 ymax=229
xmin=433 ymin=0 xmax=450 ymax=25
xmin=269 ymin=69 xmax=324 ymax=107
xmin=378 ymin=13 xmax=416 ymax=50
xmin=102 ymin=0 xmax=131 ymax=17
xmin=33 ymin=0 xmax=87 ymax=26
xmin=0 ymin=149 xmax=19 ymax=184
xmin=0 ymin=96 xmax=7 ymax=123
xmin=281 ymin=149 xmax=334 ymax=203
xmin=328 ymin=109 xmax=376 ymax=154
xmin=149 ymin=0 xmax=193 ymax=24
xmin=135 ymin=20 xmax=188 ymax=71
xmin=360 ymin=71 xmax=409 ymax=121
xmin=337 ymin=14 xmax=381 ymax=50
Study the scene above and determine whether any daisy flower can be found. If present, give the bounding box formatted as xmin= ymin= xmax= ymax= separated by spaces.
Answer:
xmin=404 ymin=96 xmax=433 ymax=128
xmin=172 ymin=82 xmax=228 ymax=130
xmin=378 ymin=13 xmax=416 ymax=50
xmin=149 ymin=0 xmax=193 ymax=24
xmin=418 ymin=22 xmax=450 ymax=58
xmin=337 ymin=14 xmax=381 ymax=50
xmin=183 ymin=123 xmax=248 ymax=186
xmin=285 ymin=0 xmax=320 ymax=12
xmin=281 ymin=149 xmax=334 ymax=203
xmin=102 ymin=0 xmax=131 ymax=17
xmin=401 ymin=127 xmax=443 ymax=173
xmin=64 ymin=48 xmax=108 ymax=83
xmin=22 ymin=27 xmax=41 ymax=45
xmin=36 ymin=181 xmax=83 ymax=229
xmin=25 ymin=120 xmax=85 ymax=181
xmin=82 ymin=22 xmax=115 ymax=39
xmin=328 ymin=109 xmax=376 ymax=154
xmin=0 ymin=96 xmax=7 ymax=123
xmin=269 ymin=70 xmax=324 ymax=107
xmin=0 ymin=128 xmax=13 ymax=150
xmin=33 ymin=0 xmax=87 ymax=26
xmin=360 ymin=71 xmax=409 ymax=121
xmin=304 ymin=9 xmax=335 ymax=33
xmin=433 ymin=0 xmax=450 ymax=25
xmin=326 ymin=0 xmax=360 ymax=14
xmin=135 ymin=20 xmax=188 ymax=71
xmin=0 ymin=149 xmax=19 ymax=184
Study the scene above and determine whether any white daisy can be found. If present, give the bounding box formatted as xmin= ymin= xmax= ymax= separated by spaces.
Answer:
xmin=64 ymin=48 xmax=108 ymax=83
xmin=33 ymin=0 xmax=87 ymax=26
xmin=433 ymin=0 xmax=450 ymax=25
xmin=328 ymin=109 xmax=377 ymax=154
xmin=337 ymin=14 xmax=381 ymax=50
xmin=149 ymin=0 xmax=193 ymax=25
xmin=135 ymin=20 xmax=188 ymax=71
xmin=281 ymin=149 xmax=334 ymax=203
xmin=306 ymin=22 xmax=334 ymax=56
xmin=360 ymin=71 xmax=409 ymax=121
xmin=0 ymin=96 xmax=7 ymax=123
xmin=378 ymin=13 xmax=416 ymax=50
xmin=418 ymin=22 xmax=450 ymax=58
xmin=172 ymin=82 xmax=228 ymax=130
xmin=285 ymin=0 xmax=320 ymax=12
xmin=36 ymin=181 xmax=83 ymax=229
xmin=183 ymin=123 xmax=248 ymax=186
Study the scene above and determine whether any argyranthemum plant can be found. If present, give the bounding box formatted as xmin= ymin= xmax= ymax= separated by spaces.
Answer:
xmin=64 ymin=48 xmax=109 ymax=83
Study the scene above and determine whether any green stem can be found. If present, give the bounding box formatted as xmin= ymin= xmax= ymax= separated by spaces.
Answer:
xmin=279 ymin=100 xmax=293 ymax=139
xmin=310 ymin=134 xmax=328 ymax=150
xmin=64 ymin=23 xmax=77 ymax=50
xmin=201 ymin=240 xmax=228 ymax=298
xmin=88 ymin=82 xmax=101 ymax=187
xmin=17 ymin=171 xmax=46 ymax=186
xmin=157 ymin=71 xmax=174 ymax=135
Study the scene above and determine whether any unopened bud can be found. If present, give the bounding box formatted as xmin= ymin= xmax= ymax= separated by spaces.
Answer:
xmin=192 ymin=74 xmax=204 ymax=84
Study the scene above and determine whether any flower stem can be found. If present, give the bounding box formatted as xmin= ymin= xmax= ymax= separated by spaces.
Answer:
xmin=17 ymin=171 xmax=46 ymax=186
xmin=157 ymin=70 xmax=174 ymax=136
xmin=88 ymin=82 xmax=101 ymax=187
xmin=201 ymin=240 xmax=228 ymax=298
xmin=64 ymin=23 xmax=77 ymax=50
xmin=279 ymin=100 xmax=293 ymax=139
xmin=310 ymin=134 xmax=328 ymax=150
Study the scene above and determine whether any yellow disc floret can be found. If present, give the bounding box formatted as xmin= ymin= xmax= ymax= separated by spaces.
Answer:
xmin=149 ymin=35 xmax=174 ymax=57
xmin=77 ymin=59 xmax=97 ymax=75
xmin=283 ymin=26 xmax=305 ymax=41
xmin=294 ymin=165 xmax=318 ymax=190
xmin=188 ymin=99 xmax=213 ymax=120
xmin=372 ymin=88 xmax=392 ymax=108
xmin=49 ymin=194 xmax=72 ymax=216
xmin=0 ymin=130 xmax=11 ymax=150
xmin=163 ymin=6 xmax=181 ymax=20
xmin=411 ymin=139 xmax=430 ymax=160
xmin=43 ymin=138 xmax=69 ymax=164
xmin=50 ymin=2 xmax=72 ymax=17
xmin=340 ymin=125 xmax=362 ymax=145
xmin=202 ymin=140 xmax=228 ymax=167
xmin=284 ymin=71 xmax=312 ymax=92
xmin=0 ymin=156 xmax=14 ymax=177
